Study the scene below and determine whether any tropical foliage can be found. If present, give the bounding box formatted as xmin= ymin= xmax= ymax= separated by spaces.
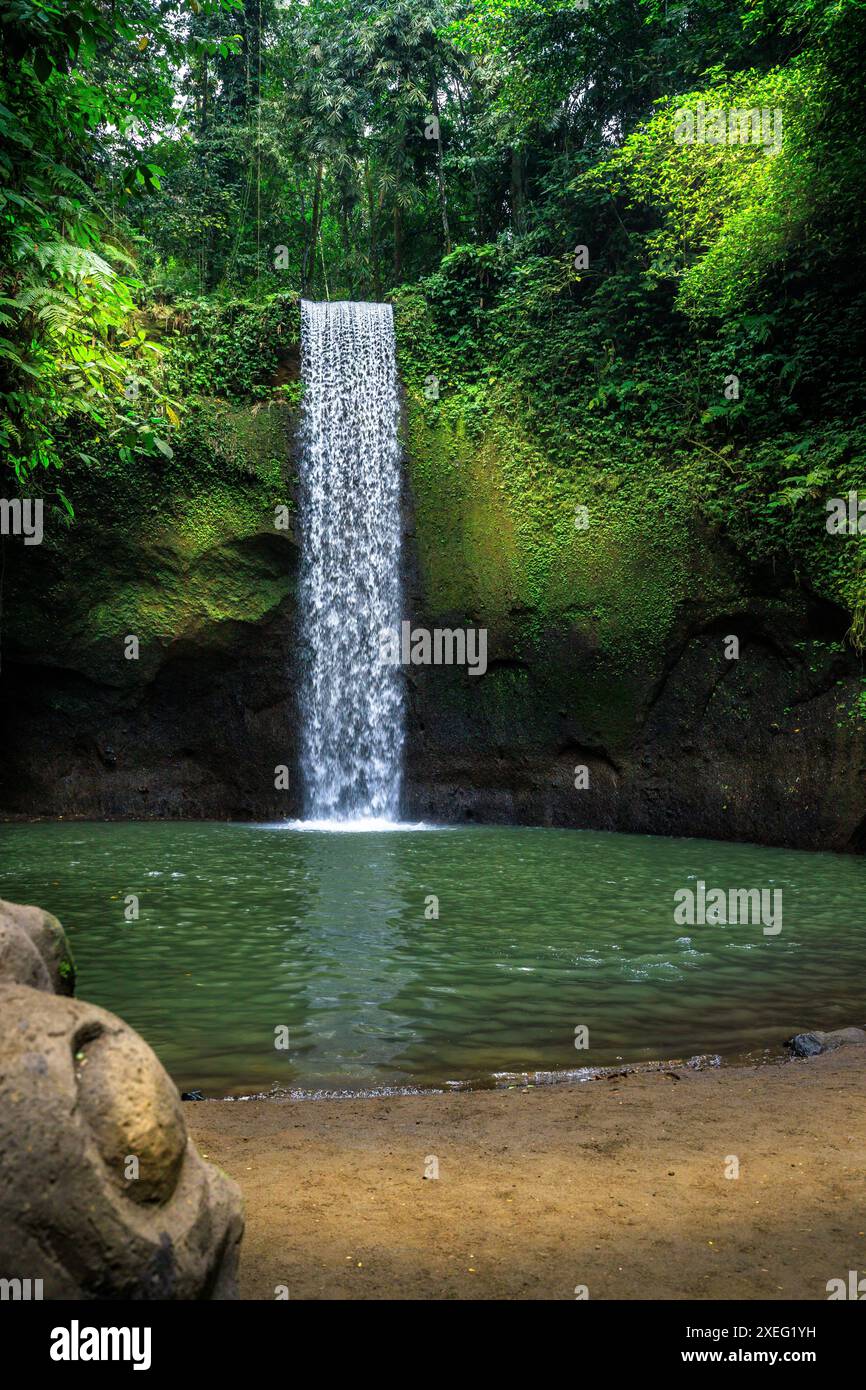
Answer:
xmin=1 ymin=0 xmax=864 ymax=630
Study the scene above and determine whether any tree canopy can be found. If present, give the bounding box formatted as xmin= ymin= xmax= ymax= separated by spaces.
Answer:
xmin=1 ymin=0 xmax=864 ymax=631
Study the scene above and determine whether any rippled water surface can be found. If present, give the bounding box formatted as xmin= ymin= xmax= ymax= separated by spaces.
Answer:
xmin=1 ymin=821 xmax=863 ymax=1095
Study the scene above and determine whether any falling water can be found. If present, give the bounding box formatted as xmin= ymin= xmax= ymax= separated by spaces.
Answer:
xmin=297 ymin=300 xmax=405 ymax=823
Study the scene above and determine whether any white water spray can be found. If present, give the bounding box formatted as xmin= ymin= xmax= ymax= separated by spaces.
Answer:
xmin=297 ymin=300 xmax=405 ymax=823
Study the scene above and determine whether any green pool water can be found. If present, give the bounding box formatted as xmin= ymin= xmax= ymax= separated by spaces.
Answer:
xmin=1 ymin=820 xmax=863 ymax=1095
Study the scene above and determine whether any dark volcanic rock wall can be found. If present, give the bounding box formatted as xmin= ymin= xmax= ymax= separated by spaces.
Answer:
xmin=398 ymin=399 xmax=866 ymax=851
xmin=401 ymin=594 xmax=866 ymax=850
xmin=0 ymin=400 xmax=304 ymax=821
xmin=1 ymin=391 xmax=865 ymax=849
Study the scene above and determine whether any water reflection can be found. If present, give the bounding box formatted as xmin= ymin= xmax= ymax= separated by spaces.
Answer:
xmin=0 ymin=821 xmax=864 ymax=1094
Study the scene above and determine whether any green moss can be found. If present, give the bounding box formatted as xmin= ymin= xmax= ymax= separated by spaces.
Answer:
xmin=5 ymin=389 xmax=299 ymax=668
xmin=405 ymin=386 xmax=738 ymax=674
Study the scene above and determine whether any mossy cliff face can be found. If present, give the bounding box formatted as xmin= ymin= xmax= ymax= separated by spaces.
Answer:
xmin=2 ymin=295 xmax=865 ymax=848
xmin=0 ymin=397 xmax=302 ymax=819
xmin=399 ymin=388 xmax=866 ymax=849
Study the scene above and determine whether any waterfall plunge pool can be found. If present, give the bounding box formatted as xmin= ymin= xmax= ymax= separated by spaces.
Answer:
xmin=1 ymin=820 xmax=863 ymax=1096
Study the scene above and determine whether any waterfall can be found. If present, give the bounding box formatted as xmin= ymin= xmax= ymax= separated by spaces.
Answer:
xmin=297 ymin=300 xmax=405 ymax=824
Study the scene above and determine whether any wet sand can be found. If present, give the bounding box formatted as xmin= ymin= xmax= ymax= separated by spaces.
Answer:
xmin=186 ymin=1047 xmax=866 ymax=1300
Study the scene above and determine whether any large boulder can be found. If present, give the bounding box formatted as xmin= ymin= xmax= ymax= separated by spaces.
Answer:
xmin=0 ymin=983 xmax=243 ymax=1299
xmin=0 ymin=897 xmax=76 ymax=995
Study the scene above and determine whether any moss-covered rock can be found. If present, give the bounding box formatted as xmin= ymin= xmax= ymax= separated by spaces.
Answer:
xmin=399 ymin=384 xmax=866 ymax=848
xmin=0 ymin=394 xmax=302 ymax=819
xmin=1 ymin=291 xmax=864 ymax=848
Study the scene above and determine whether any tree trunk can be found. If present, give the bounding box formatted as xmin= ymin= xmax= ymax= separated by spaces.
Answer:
xmin=198 ymin=55 xmax=209 ymax=292
xmin=340 ymin=192 xmax=353 ymax=299
xmin=303 ymin=160 xmax=324 ymax=295
xmin=432 ymin=91 xmax=451 ymax=254
xmin=199 ymin=55 xmax=208 ymax=135
xmin=454 ymin=75 xmax=483 ymax=239
xmin=510 ymin=146 xmax=524 ymax=234
xmin=364 ymin=159 xmax=381 ymax=299
xmin=393 ymin=203 xmax=403 ymax=282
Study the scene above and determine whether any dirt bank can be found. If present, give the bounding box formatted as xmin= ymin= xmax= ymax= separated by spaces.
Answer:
xmin=186 ymin=1047 xmax=866 ymax=1300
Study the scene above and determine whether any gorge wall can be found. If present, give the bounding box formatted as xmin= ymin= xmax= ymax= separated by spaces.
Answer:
xmin=399 ymin=388 xmax=866 ymax=850
xmin=1 ymin=302 xmax=864 ymax=849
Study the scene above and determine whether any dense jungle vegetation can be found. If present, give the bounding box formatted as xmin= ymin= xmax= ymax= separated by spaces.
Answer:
xmin=1 ymin=0 xmax=865 ymax=631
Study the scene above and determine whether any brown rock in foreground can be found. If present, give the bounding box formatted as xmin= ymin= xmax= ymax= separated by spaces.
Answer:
xmin=0 ymin=983 xmax=243 ymax=1299
xmin=0 ymin=897 xmax=76 ymax=995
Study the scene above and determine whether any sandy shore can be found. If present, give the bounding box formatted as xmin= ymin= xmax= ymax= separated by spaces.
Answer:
xmin=186 ymin=1048 xmax=866 ymax=1300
